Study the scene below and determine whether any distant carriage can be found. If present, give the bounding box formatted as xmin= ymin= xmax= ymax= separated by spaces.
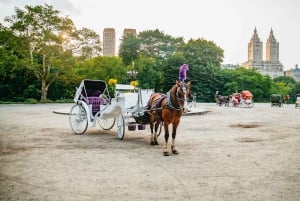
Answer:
xmin=229 ymin=90 xmax=254 ymax=108
xmin=215 ymin=91 xmax=229 ymax=107
xmin=270 ymin=94 xmax=282 ymax=107
xmin=295 ymin=94 xmax=300 ymax=108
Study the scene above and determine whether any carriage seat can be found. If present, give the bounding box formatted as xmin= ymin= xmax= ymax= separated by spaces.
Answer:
xmin=87 ymin=97 xmax=105 ymax=114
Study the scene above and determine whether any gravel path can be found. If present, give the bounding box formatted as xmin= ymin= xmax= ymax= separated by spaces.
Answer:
xmin=0 ymin=103 xmax=299 ymax=201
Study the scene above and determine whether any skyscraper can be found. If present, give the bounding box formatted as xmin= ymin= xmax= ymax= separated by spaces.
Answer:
xmin=103 ymin=28 xmax=116 ymax=56
xmin=123 ymin=28 xmax=137 ymax=37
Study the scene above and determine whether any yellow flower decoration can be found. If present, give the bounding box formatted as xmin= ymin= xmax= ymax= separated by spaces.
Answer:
xmin=130 ymin=80 xmax=139 ymax=88
xmin=108 ymin=78 xmax=117 ymax=86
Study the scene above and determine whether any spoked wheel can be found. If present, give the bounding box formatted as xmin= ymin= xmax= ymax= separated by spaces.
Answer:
xmin=116 ymin=113 xmax=125 ymax=140
xmin=69 ymin=104 xmax=88 ymax=135
xmin=98 ymin=118 xmax=115 ymax=130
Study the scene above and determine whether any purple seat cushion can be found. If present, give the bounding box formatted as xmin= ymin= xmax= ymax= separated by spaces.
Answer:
xmin=87 ymin=97 xmax=104 ymax=114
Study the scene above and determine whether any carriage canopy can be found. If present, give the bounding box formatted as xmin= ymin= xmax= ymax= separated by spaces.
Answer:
xmin=241 ymin=90 xmax=253 ymax=99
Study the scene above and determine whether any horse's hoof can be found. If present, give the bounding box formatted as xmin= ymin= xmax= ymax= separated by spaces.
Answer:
xmin=154 ymin=141 xmax=159 ymax=145
xmin=172 ymin=150 xmax=179 ymax=154
xmin=163 ymin=151 xmax=170 ymax=156
xmin=150 ymin=141 xmax=155 ymax=145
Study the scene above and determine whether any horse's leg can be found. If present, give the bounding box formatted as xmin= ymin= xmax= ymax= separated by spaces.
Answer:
xmin=163 ymin=122 xmax=170 ymax=156
xmin=171 ymin=122 xmax=179 ymax=154
xmin=149 ymin=114 xmax=155 ymax=145
xmin=153 ymin=120 xmax=160 ymax=145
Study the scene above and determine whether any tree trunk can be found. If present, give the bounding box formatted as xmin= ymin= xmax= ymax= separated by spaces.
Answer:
xmin=40 ymin=80 xmax=48 ymax=101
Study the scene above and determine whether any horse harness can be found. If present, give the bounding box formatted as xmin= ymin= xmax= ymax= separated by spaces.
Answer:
xmin=149 ymin=83 xmax=187 ymax=113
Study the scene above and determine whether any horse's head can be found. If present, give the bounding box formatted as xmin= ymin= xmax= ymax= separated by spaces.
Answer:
xmin=175 ymin=80 xmax=191 ymax=112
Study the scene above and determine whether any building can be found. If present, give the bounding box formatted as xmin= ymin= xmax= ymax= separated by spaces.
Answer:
xmin=285 ymin=65 xmax=300 ymax=82
xmin=103 ymin=28 xmax=116 ymax=56
xmin=242 ymin=28 xmax=284 ymax=78
xmin=123 ymin=28 xmax=137 ymax=37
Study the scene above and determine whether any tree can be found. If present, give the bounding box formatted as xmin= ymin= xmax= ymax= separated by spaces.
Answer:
xmin=138 ymin=29 xmax=184 ymax=62
xmin=78 ymin=56 xmax=126 ymax=83
xmin=72 ymin=27 xmax=101 ymax=61
xmin=118 ymin=33 xmax=140 ymax=66
xmin=119 ymin=29 xmax=184 ymax=91
xmin=4 ymin=4 xmax=77 ymax=101
xmin=180 ymin=38 xmax=224 ymax=101
xmin=134 ymin=56 xmax=157 ymax=89
xmin=0 ymin=24 xmax=40 ymax=101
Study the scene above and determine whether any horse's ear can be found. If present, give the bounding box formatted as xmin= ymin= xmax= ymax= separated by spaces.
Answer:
xmin=176 ymin=80 xmax=180 ymax=86
xmin=186 ymin=81 xmax=191 ymax=87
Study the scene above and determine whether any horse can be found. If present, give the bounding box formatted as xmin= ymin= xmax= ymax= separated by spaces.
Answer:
xmin=215 ymin=91 xmax=229 ymax=107
xmin=147 ymin=80 xmax=191 ymax=156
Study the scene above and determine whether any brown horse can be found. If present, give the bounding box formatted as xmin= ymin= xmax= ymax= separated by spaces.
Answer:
xmin=147 ymin=81 xmax=191 ymax=156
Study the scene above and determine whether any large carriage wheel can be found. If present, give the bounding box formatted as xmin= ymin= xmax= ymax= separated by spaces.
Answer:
xmin=98 ymin=118 xmax=115 ymax=130
xmin=116 ymin=113 xmax=125 ymax=140
xmin=69 ymin=104 xmax=88 ymax=135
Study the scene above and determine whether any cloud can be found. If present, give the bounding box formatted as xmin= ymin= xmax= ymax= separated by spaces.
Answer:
xmin=50 ymin=0 xmax=80 ymax=15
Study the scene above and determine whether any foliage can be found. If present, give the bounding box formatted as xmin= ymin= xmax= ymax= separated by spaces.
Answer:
xmin=2 ymin=4 xmax=101 ymax=101
xmin=179 ymin=38 xmax=224 ymax=101
xmin=24 ymin=98 xmax=38 ymax=104
xmin=118 ymin=33 xmax=139 ymax=66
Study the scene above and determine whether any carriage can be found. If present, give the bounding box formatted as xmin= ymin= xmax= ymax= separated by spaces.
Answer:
xmin=69 ymin=79 xmax=126 ymax=139
xmin=228 ymin=90 xmax=254 ymax=108
xmin=295 ymin=94 xmax=300 ymax=108
xmin=270 ymin=94 xmax=282 ymax=107
xmin=69 ymin=79 xmax=190 ymax=155
xmin=69 ymin=79 xmax=159 ymax=140
xmin=215 ymin=91 xmax=229 ymax=107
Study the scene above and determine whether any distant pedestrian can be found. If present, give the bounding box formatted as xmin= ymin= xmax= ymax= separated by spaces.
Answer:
xmin=179 ymin=64 xmax=189 ymax=83
xmin=285 ymin=95 xmax=290 ymax=104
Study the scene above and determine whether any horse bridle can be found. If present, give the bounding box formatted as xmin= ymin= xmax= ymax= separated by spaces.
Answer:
xmin=175 ymin=83 xmax=188 ymax=103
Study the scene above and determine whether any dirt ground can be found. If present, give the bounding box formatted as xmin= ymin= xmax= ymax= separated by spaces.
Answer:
xmin=0 ymin=103 xmax=299 ymax=201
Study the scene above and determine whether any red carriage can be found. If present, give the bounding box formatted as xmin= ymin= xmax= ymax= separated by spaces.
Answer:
xmin=229 ymin=90 xmax=254 ymax=108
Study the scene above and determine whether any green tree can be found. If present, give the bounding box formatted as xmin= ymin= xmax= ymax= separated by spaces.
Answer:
xmin=4 ymin=4 xmax=78 ymax=101
xmin=180 ymin=38 xmax=224 ymax=101
xmin=0 ymin=24 xmax=40 ymax=101
xmin=119 ymin=29 xmax=184 ymax=91
xmin=73 ymin=27 xmax=102 ymax=61
xmin=134 ymin=56 xmax=157 ymax=89
xmin=79 ymin=56 xmax=126 ymax=83
xmin=138 ymin=29 xmax=184 ymax=61
xmin=118 ymin=33 xmax=139 ymax=66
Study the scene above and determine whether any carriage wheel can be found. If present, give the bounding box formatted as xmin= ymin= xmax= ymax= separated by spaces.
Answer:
xmin=69 ymin=104 xmax=88 ymax=135
xmin=116 ymin=113 xmax=125 ymax=140
xmin=98 ymin=118 xmax=115 ymax=130
xmin=248 ymin=100 xmax=254 ymax=108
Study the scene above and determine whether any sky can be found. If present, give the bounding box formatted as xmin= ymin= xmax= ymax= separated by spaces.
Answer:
xmin=0 ymin=0 xmax=299 ymax=70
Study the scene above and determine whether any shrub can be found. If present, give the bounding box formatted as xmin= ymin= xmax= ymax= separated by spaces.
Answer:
xmin=24 ymin=98 xmax=38 ymax=104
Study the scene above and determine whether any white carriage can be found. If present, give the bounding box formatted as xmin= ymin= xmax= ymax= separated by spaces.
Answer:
xmin=69 ymin=79 xmax=126 ymax=139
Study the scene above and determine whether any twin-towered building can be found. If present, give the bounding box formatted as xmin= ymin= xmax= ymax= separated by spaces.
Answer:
xmin=242 ymin=28 xmax=284 ymax=78
xmin=103 ymin=28 xmax=137 ymax=56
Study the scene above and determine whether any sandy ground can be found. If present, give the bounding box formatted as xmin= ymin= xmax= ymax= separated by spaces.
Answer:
xmin=0 ymin=103 xmax=299 ymax=201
